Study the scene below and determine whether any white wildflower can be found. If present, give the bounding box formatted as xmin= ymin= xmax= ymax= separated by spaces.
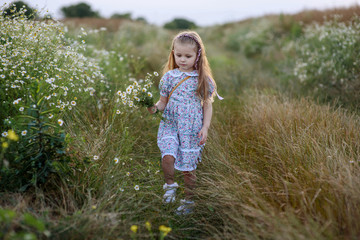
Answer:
xmin=57 ymin=119 xmax=64 ymax=126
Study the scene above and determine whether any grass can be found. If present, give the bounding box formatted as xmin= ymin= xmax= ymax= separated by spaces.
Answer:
xmin=197 ymin=91 xmax=360 ymax=239
xmin=1 ymin=4 xmax=360 ymax=240
xmin=4 ymin=90 xmax=359 ymax=239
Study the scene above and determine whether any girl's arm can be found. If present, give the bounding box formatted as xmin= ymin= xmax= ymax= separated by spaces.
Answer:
xmin=147 ymin=96 xmax=168 ymax=114
xmin=198 ymin=100 xmax=213 ymax=145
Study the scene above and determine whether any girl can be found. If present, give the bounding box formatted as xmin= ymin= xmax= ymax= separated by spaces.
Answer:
xmin=148 ymin=31 xmax=220 ymax=215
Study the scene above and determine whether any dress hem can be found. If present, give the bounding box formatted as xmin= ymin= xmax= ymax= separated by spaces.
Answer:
xmin=161 ymin=153 xmax=177 ymax=160
xmin=174 ymin=165 xmax=197 ymax=172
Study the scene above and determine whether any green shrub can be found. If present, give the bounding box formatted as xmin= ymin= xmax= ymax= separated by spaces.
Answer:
xmin=2 ymin=1 xmax=37 ymax=19
xmin=164 ymin=18 xmax=197 ymax=30
xmin=61 ymin=2 xmax=100 ymax=18
xmin=291 ymin=17 xmax=360 ymax=109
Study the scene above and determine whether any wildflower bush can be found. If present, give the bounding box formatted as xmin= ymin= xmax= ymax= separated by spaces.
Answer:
xmin=0 ymin=5 xmax=106 ymax=191
xmin=291 ymin=17 xmax=360 ymax=109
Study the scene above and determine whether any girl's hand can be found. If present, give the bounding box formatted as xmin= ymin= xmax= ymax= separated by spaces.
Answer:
xmin=147 ymin=105 xmax=157 ymax=114
xmin=198 ymin=126 xmax=209 ymax=145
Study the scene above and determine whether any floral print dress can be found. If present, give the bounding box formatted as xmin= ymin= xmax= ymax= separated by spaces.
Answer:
xmin=157 ymin=68 xmax=214 ymax=171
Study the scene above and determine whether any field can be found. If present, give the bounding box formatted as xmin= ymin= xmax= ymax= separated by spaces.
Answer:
xmin=1 ymin=4 xmax=360 ymax=240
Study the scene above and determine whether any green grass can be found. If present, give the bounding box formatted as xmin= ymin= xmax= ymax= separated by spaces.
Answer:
xmin=1 ymin=5 xmax=360 ymax=239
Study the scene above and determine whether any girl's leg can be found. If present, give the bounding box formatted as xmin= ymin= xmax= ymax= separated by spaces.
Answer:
xmin=162 ymin=155 xmax=175 ymax=184
xmin=183 ymin=170 xmax=196 ymax=200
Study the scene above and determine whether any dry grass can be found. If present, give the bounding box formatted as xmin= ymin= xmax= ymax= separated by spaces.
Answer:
xmin=61 ymin=18 xmax=129 ymax=31
xmin=292 ymin=5 xmax=360 ymax=24
xmin=197 ymin=91 xmax=360 ymax=239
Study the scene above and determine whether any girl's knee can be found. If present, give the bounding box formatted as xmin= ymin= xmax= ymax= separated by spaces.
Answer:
xmin=163 ymin=155 xmax=175 ymax=163
xmin=183 ymin=170 xmax=196 ymax=176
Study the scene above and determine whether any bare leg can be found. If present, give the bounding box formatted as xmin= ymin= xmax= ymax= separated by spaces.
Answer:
xmin=162 ymin=155 xmax=175 ymax=184
xmin=183 ymin=170 xmax=196 ymax=200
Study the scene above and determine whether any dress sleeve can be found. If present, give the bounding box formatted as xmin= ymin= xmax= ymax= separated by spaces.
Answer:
xmin=159 ymin=72 xmax=172 ymax=97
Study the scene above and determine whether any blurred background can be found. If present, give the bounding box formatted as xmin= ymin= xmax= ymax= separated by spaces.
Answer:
xmin=25 ymin=0 xmax=360 ymax=26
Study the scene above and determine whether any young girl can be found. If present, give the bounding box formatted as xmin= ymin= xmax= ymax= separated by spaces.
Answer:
xmin=148 ymin=31 xmax=220 ymax=215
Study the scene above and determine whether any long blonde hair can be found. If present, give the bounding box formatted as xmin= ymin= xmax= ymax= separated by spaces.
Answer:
xmin=162 ymin=31 xmax=216 ymax=102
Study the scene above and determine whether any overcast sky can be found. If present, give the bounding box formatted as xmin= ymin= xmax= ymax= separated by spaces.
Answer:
xmin=10 ymin=0 xmax=360 ymax=26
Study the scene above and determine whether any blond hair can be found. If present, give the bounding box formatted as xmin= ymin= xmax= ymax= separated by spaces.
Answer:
xmin=162 ymin=31 xmax=216 ymax=102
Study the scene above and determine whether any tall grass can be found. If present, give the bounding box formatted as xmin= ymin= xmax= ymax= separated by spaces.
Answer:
xmin=197 ymin=91 xmax=360 ymax=239
xmin=2 ymin=3 xmax=360 ymax=239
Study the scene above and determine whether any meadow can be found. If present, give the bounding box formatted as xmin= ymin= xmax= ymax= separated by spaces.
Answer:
xmin=1 ymin=4 xmax=360 ymax=240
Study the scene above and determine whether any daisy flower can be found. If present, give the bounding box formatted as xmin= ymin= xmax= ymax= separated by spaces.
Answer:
xmin=2 ymin=132 xmax=8 ymax=137
xmin=126 ymin=172 xmax=130 ymax=176
xmin=134 ymin=185 xmax=140 ymax=191
xmin=93 ymin=155 xmax=99 ymax=160
xmin=126 ymin=87 xmax=132 ymax=94
xmin=19 ymin=107 xmax=24 ymax=111
xmin=116 ymin=110 xmax=121 ymax=114
xmin=58 ymin=119 xmax=64 ymax=126
xmin=114 ymin=157 xmax=119 ymax=164
xmin=21 ymin=130 xmax=27 ymax=136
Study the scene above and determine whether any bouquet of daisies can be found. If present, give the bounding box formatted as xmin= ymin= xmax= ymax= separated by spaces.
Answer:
xmin=117 ymin=72 xmax=158 ymax=109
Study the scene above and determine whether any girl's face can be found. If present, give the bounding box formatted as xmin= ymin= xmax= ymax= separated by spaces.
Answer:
xmin=173 ymin=42 xmax=197 ymax=72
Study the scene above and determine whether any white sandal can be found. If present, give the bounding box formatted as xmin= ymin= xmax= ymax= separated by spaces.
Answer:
xmin=163 ymin=182 xmax=178 ymax=203
xmin=175 ymin=199 xmax=195 ymax=215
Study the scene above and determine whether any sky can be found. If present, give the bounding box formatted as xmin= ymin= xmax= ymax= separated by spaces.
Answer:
xmin=6 ymin=0 xmax=360 ymax=26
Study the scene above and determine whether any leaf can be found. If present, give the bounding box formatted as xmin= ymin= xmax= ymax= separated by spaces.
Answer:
xmin=37 ymin=95 xmax=46 ymax=106
xmin=23 ymin=213 xmax=46 ymax=232
xmin=19 ymin=183 xmax=30 ymax=192
xmin=43 ymin=122 xmax=58 ymax=128
xmin=17 ymin=233 xmax=37 ymax=240
xmin=40 ymin=109 xmax=55 ymax=115
xmin=0 ymin=209 xmax=16 ymax=223
xmin=18 ymin=114 xmax=37 ymax=120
